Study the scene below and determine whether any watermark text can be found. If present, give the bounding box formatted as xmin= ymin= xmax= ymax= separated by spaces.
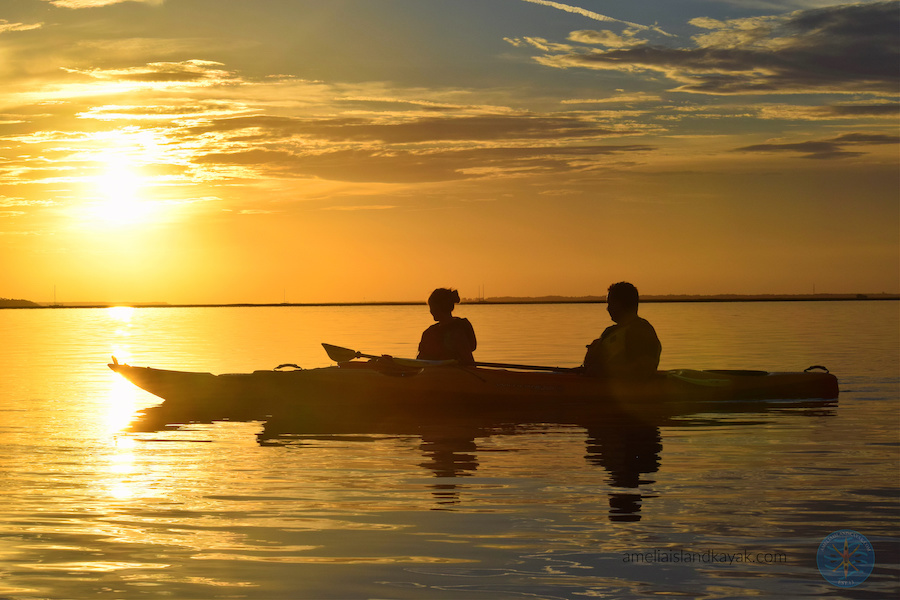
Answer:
xmin=622 ymin=548 xmax=787 ymax=566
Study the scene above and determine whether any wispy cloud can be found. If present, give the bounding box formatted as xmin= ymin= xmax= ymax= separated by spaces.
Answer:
xmin=710 ymin=0 xmax=857 ymax=9
xmin=520 ymin=1 xmax=899 ymax=95
xmin=193 ymin=143 xmax=655 ymax=184
xmin=62 ymin=60 xmax=236 ymax=85
xmin=76 ymin=101 xmax=252 ymax=121
xmin=44 ymin=0 xmax=165 ymax=8
xmin=567 ymin=29 xmax=643 ymax=48
xmin=237 ymin=209 xmax=278 ymax=215
xmin=734 ymin=132 xmax=900 ymax=159
xmin=519 ymin=0 xmax=670 ymax=36
xmin=1 ymin=197 xmax=56 ymax=208
xmin=560 ymin=92 xmax=662 ymax=105
xmin=191 ymin=113 xmax=634 ymax=144
xmin=758 ymin=102 xmax=900 ymax=120
xmin=0 ymin=20 xmax=43 ymax=33
xmin=321 ymin=204 xmax=398 ymax=211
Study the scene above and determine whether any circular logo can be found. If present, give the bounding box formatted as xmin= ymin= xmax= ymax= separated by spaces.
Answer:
xmin=817 ymin=530 xmax=875 ymax=588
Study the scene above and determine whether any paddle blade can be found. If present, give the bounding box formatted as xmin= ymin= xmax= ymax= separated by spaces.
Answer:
xmin=322 ymin=343 xmax=360 ymax=363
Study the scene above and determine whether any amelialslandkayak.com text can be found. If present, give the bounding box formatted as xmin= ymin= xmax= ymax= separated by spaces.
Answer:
xmin=622 ymin=548 xmax=788 ymax=566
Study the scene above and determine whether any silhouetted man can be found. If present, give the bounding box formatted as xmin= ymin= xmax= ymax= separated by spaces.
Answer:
xmin=582 ymin=282 xmax=661 ymax=379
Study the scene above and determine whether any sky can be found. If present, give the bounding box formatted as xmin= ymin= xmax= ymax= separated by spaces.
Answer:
xmin=0 ymin=0 xmax=897 ymax=304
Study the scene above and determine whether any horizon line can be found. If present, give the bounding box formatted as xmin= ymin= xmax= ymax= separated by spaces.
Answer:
xmin=3 ymin=292 xmax=899 ymax=309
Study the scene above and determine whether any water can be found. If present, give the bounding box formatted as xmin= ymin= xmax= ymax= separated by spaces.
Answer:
xmin=0 ymin=301 xmax=897 ymax=599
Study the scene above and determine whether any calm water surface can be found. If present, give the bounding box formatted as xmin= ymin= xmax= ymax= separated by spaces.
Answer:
xmin=0 ymin=302 xmax=897 ymax=599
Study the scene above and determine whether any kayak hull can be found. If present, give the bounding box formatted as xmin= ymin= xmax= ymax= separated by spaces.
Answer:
xmin=109 ymin=360 xmax=839 ymax=427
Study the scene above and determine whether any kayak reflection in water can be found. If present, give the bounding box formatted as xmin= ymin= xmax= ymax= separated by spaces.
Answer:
xmin=417 ymin=288 xmax=477 ymax=365
xmin=580 ymin=282 xmax=661 ymax=379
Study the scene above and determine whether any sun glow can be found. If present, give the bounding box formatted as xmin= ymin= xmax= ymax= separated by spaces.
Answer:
xmin=92 ymin=159 xmax=156 ymax=225
xmin=81 ymin=128 xmax=172 ymax=227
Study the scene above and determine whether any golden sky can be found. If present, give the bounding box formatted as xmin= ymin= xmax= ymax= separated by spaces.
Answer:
xmin=1 ymin=0 xmax=898 ymax=303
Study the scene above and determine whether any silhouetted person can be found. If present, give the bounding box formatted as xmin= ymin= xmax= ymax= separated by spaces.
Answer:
xmin=418 ymin=288 xmax=477 ymax=364
xmin=582 ymin=282 xmax=661 ymax=379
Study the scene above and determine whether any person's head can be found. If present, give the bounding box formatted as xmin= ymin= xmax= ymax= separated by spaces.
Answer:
xmin=428 ymin=288 xmax=460 ymax=321
xmin=606 ymin=281 xmax=640 ymax=323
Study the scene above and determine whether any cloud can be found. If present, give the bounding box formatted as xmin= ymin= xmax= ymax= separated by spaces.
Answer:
xmin=688 ymin=15 xmax=785 ymax=50
xmin=191 ymin=113 xmax=636 ymax=144
xmin=710 ymin=0 xmax=874 ymax=10
xmin=519 ymin=0 xmax=670 ymax=36
xmin=510 ymin=36 xmax=575 ymax=54
xmin=338 ymin=96 xmax=498 ymax=113
xmin=237 ymin=209 xmax=278 ymax=215
xmin=0 ymin=20 xmax=43 ymax=33
xmin=824 ymin=103 xmax=899 ymax=117
xmin=193 ymin=144 xmax=655 ymax=184
xmin=320 ymin=205 xmax=398 ymax=211
xmin=758 ymin=102 xmax=900 ymax=120
xmin=567 ymin=29 xmax=642 ymax=48
xmin=44 ymin=0 xmax=165 ymax=7
xmin=521 ymin=1 xmax=900 ymax=95
xmin=62 ymin=60 xmax=236 ymax=85
xmin=77 ymin=101 xmax=251 ymax=121
xmin=560 ymin=92 xmax=662 ymax=105
xmin=0 ymin=197 xmax=56 ymax=207
xmin=734 ymin=132 xmax=900 ymax=159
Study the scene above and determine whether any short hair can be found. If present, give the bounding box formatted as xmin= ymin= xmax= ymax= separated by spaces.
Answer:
xmin=428 ymin=288 xmax=460 ymax=312
xmin=607 ymin=281 xmax=639 ymax=309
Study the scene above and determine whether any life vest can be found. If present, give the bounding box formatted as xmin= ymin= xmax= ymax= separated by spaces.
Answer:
xmin=583 ymin=316 xmax=660 ymax=378
xmin=418 ymin=317 xmax=477 ymax=364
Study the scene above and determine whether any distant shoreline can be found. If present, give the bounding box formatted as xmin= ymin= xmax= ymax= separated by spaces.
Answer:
xmin=2 ymin=293 xmax=898 ymax=309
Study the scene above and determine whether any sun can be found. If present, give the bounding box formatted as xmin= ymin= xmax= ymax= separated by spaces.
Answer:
xmin=91 ymin=158 xmax=156 ymax=225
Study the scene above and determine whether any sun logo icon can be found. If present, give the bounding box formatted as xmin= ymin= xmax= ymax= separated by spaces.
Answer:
xmin=817 ymin=530 xmax=875 ymax=587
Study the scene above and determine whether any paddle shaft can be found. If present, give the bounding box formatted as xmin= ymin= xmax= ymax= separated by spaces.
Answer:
xmin=323 ymin=343 xmax=573 ymax=372
xmin=471 ymin=361 xmax=574 ymax=372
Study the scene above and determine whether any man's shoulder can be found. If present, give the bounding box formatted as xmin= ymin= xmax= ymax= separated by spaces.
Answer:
xmin=631 ymin=316 xmax=661 ymax=344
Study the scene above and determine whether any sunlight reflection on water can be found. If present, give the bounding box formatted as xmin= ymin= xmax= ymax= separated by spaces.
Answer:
xmin=105 ymin=377 xmax=140 ymax=435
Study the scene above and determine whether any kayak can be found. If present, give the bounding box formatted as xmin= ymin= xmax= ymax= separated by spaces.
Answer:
xmin=108 ymin=356 xmax=839 ymax=425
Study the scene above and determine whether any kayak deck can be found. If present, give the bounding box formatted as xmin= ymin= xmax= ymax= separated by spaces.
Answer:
xmin=108 ymin=358 xmax=839 ymax=428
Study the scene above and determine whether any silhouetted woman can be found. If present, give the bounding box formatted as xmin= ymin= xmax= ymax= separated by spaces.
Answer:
xmin=417 ymin=288 xmax=477 ymax=364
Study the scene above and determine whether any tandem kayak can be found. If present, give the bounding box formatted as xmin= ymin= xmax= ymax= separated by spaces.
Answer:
xmin=108 ymin=355 xmax=839 ymax=425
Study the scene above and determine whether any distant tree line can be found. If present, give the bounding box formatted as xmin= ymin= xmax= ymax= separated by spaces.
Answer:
xmin=0 ymin=298 xmax=40 ymax=308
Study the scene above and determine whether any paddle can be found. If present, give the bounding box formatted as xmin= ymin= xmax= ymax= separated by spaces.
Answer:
xmin=321 ymin=343 xmax=457 ymax=368
xmin=322 ymin=343 xmax=574 ymax=372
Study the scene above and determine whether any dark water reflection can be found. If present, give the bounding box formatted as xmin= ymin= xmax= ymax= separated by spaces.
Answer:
xmin=129 ymin=398 xmax=836 ymax=522
xmin=584 ymin=420 xmax=662 ymax=522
